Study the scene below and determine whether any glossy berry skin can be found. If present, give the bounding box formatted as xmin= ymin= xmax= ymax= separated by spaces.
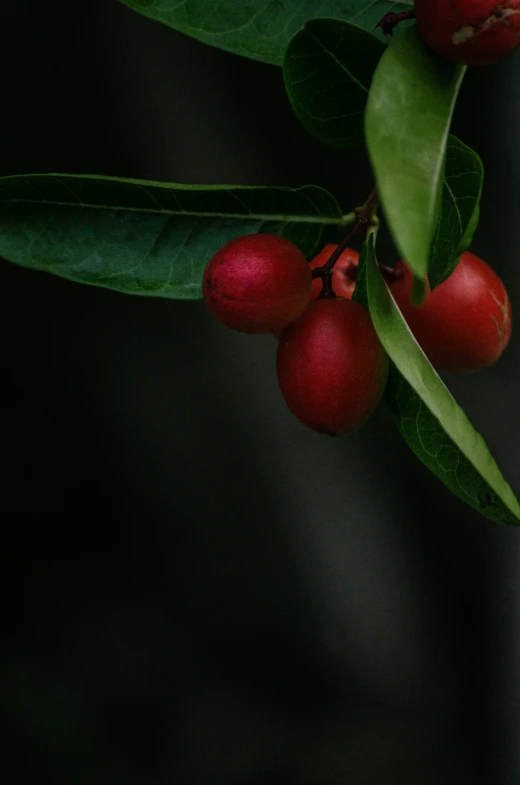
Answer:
xmin=277 ymin=298 xmax=388 ymax=436
xmin=310 ymin=244 xmax=359 ymax=300
xmin=203 ymin=234 xmax=312 ymax=333
xmin=415 ymin=0 xmax=520 ymax=66
xmin=390 ymin=251 xmax=512 ymax=371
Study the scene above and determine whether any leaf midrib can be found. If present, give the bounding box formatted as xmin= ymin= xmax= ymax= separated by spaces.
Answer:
xmin=0 ymin=199 xmax=349 ymax=225
xmin=307 ymin=29 xmax=369 ymax=95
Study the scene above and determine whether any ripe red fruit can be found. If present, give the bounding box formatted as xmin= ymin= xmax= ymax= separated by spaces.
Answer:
xmin=414 ymin=0 xmax=520 ymax=66
xmin=277 ymin=298 xmax=388 ymax=435
xmin=390 ymin=251 xmax=512 ymax=371
xmin=310 ymin=244 xmax=359 ymax=300
xmin=203 ymin=234 xmax=311 ymax=333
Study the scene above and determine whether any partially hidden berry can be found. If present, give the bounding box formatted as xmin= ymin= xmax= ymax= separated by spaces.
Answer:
xmin=271 ymin=244 xmax=359 ymax=339
xmin=310 ymin=244 xmax=359 ymax=300
xmin=414 ymin=0 xmax=520 ymax=66
xmin=390 ymin=251 xmax=512 ymax=371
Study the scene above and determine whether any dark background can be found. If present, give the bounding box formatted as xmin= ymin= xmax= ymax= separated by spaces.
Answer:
xmin=1 ymin=1 xmax=520 ymax=783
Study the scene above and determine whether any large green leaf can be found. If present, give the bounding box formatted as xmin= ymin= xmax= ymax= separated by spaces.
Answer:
xmin=364 ymin=235 xmax=520 ymax=525
xmin=118 ymin=0 xmax=414 ymax=66
xmin=0 ymin=174 xmax=345 ymax=299
xmin=365 ymin=26 xmax=466 ymax=284
xmin=429 ymin=135 xmax=483 ymax=289
xmin=283 ymin=20 xmax=385 ymax=149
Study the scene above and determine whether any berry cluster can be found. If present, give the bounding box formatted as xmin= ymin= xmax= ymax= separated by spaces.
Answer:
xmin=203 ymin=234 xmax=512 ymax=436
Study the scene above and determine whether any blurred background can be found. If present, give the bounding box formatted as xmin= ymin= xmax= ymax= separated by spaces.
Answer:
xmin=1 ymin=1 xmax=520 ymax=783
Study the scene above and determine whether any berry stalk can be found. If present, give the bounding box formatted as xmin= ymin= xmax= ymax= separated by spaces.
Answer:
xmin=377 ymin=10 xmax=416 ymax=36
xmin=311 ymin=188 xmax=379 ymax=280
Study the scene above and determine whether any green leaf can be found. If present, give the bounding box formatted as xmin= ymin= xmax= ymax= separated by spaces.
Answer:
xmin=0 ymin=174 xmax=345 ymax=299
xmin=283 ymin=20 xmax=385 ymax=149
xmin=352 ymin=232 xmax=370 ymax=309
xmin=429 ymin=135 xmax=483 ymax=288
xmin=364 ymin=235 xmax=520 ymax=525
xmin=365 ymin=26 xmax=466 ymax=283
xmin=118 ymin=0 xmax=414 ymax=66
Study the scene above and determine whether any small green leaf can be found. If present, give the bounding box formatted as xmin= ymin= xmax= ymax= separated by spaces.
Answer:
xmin=365 ymin=26 xmax=466 ymax=283
xmin=429 ymin=135 xmax=483 ymax=288
xmin=352 ymin=232 xmax=370 ymax=309
xmin=283 ymin=20 xmax=385 ymax=149
xmin=0 ymin=174 xmax=345 ymax=299
xmin=118 ymin=0 xmax=414 ymax=66
xmin=364 ymin=235 xmax=520 ymax=525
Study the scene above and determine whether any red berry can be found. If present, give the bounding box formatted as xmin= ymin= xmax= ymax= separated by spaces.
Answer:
xmin=277 ymin=298 xmax=388 ymax=435
xmin=203 ymin=234 xmax=311 ymax=333
xmin=390 ymin=251 xmax=512 ymax=371
xmin=414 ymin=0 xmax=520 ymax=66
xmin=310 ymin=244 xmax=359 ymax=300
